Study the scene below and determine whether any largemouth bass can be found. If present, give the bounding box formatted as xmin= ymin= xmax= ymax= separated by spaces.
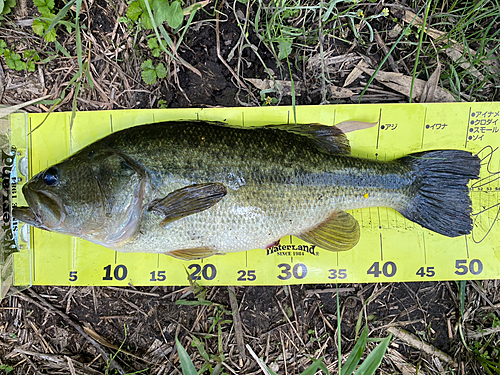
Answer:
xmin=13 ymin=121 xmax=480 ymax=260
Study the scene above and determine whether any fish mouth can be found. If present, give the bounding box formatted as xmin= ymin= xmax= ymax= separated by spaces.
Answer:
xmin=13 ymin=186 xmax=66 ymax=230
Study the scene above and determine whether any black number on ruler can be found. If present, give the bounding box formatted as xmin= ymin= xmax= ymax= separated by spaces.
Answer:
xmin=188 ymin=264 xmax=217 ymax=281
xmin=277 ymin=263 xmax=308 ymax=280
xmin=328 ymin=269 xmax=347 ymax=279
xmin=103 ymin=265 xmax=128 ymax=281
xmin=367 ymin=261 xmax=397 ymax=278
xmin=455 ymin=259 xmax=483 ymax=276
xmin=150 ymin=271 xmax=166 ymax=281
xmin=416 ymin=267 xmax=435 ymax=277
xmin=69 ymin=271 xmax=78 ymax=282
xmin=237 ymin=270 xmax=256 ymax=281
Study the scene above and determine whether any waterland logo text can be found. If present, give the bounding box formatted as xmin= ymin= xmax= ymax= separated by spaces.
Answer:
xmin=266 ymin=244 xmax=317 ymax=256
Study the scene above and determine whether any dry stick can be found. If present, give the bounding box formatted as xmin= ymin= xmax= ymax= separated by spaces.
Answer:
xmin=66 ymin=356 xmax=77 ymax=375
xmin=215 ymin=10 xmax=258 ymax=105
xmin=275 ymin=298 xmax=306 ymax=348
xmin=19 ymin=289 xmax=127 ymax=375
xmin=318 ymin=1 xmax=328 ymax=104
xmin=0 ymin=62 xmax=5 ymax=102
xmin=387 ymin=327 xmax=457 ymax=366
xmin=306 ymin=287 xmax=356 ymax=296
xmin=279 ymin=330 xmax=288 ymax=375
xmin=246 ymin=344 xmax=272 ymax=375
xmin=105 ymin=286 xmax=160 ymax=297
xmin=287 ymin=285 xmax=300 ymax=340
xmin=228 ymin=286 xmax=247 ymax=361
xmin=373 ymin=30 xmax=400 ymax=73
xmin=19 ymin=352 xmax=42 ymax=375
xmin=469 ymin=281 xmax=500 ymax=320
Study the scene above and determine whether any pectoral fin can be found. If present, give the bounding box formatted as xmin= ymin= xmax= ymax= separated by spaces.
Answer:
xmin=148 ymin=183 xmax=227 ymax=226
xmin=297 ymin=211 xmax=360 ymax=252
xmin=169 ymin=247 xmax=219 ymax=260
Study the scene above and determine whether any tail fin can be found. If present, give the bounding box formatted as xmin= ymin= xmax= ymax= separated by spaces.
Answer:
xmin=399 ymin=150 xmax=480 ymax=237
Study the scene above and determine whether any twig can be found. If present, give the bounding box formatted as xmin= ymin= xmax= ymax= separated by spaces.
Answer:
xmin=276 ymin=298 xmax=306 ymax=348
xmin=467 ymin=326 xmax=500 ymax=339
xmin=105 ymin=286 xmax=160 ymax=297
xmin=19 ymin=289 xmax=127 ymax=375
xmin=0 ymin=62 xmax=5 ymax=102
xmin=469 ymin=281 xmax=500 ymax=320
xmin=246 ymin=344 xmax=272 ymax=375
xmin=306 ymin=287 xmax=356 ymax=296
xmin=228 ymin=286 xmax=247 ymax=361
xmin=215 ymin=8 xmax=258 ymax=105
xmin=374 ymin=30 xmax=399 ymax=73
xmin=387 ymin=327 xmax=457 ymax=366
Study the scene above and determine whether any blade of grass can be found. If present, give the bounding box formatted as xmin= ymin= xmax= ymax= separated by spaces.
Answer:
xmin=44 ymin=0 xmax=76 ymax=36
xmin=176 ymin=338 xmax=198 ymax=375
xmin=460 ymin=280 xmax=466 ymax=316
xmin=341 ymin=326 xmax=369 ymax=375
xmin=358 ymin=3 xmax=428 ymax=102
xmin=69 ymin=0 xmax=84 ymax=129
xmin=353 ymin=334 xmax=392 ymax=375
xmin=143 ymin=0 xmax=201 ymax=77
xmin=409 ymin=0 xmax=431 ymax=103
xmin=300 ymin=357 xmax=331 ymax=375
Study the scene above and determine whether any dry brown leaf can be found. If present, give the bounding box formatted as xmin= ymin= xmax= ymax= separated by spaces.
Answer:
xmin=343 ymin=59 xmax=365 ymax=87
xmin=245 ymin=78 xmax=303 ymax=96
xmin=387 ymin=348 xmax=429 ymax=375
xmin=329 ymin=85 xmax=354 ymax=98
xmin=307 ymin=52 xmax=361 ymax=72
xmin=356 ymin=61 xmax=456 ymax=102
xmin=245 ymin=77 xmax=353 ymax=99
xmin=420 ymin=59 xmax=441 ymax=103
xmin=335 ymin=120 xmax=377 ymax=133
xmin=82 ymin=326 xmax=145 ymax=361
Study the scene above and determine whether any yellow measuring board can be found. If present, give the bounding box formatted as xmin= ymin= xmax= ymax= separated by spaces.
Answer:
xmin=7 ymin=103 xmax=500 ymax=287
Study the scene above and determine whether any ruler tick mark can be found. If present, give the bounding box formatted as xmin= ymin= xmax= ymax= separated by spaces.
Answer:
xmin=110 ymin=114 xmax=114 ymax=133
xmin=379 ymin=233 xmax=383 ymax=261
xmin=465 ymin=236 xmax=470 ymax=259
xmin=72 ymin=237 xmax=76 ymax=269
xmin=114 ymin=251 xmax=117 ymax=264
xmin=376 ymin=108 xmax=382 ymax=149
xmin=422 ymin=233 xmax=427 ymax=264
xmin=69 ymin=115 xmax=73 ymax=153
xmin=421 ymin=107 xmax=427 ymax=149
xmin=377 ymin=207 xmax=382 ymax=229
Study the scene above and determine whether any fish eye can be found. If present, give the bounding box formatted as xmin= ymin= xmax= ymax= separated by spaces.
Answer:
xmin=42 ymin=166 xmax=59 ymax=186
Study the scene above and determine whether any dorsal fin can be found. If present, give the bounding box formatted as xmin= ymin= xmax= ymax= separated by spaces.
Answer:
xmin=204 ymin=121 xmax=376 ymax=155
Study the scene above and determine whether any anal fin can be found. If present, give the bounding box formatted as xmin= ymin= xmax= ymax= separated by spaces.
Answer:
xmin=297 ymin=211 xmax=360 ymax=252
